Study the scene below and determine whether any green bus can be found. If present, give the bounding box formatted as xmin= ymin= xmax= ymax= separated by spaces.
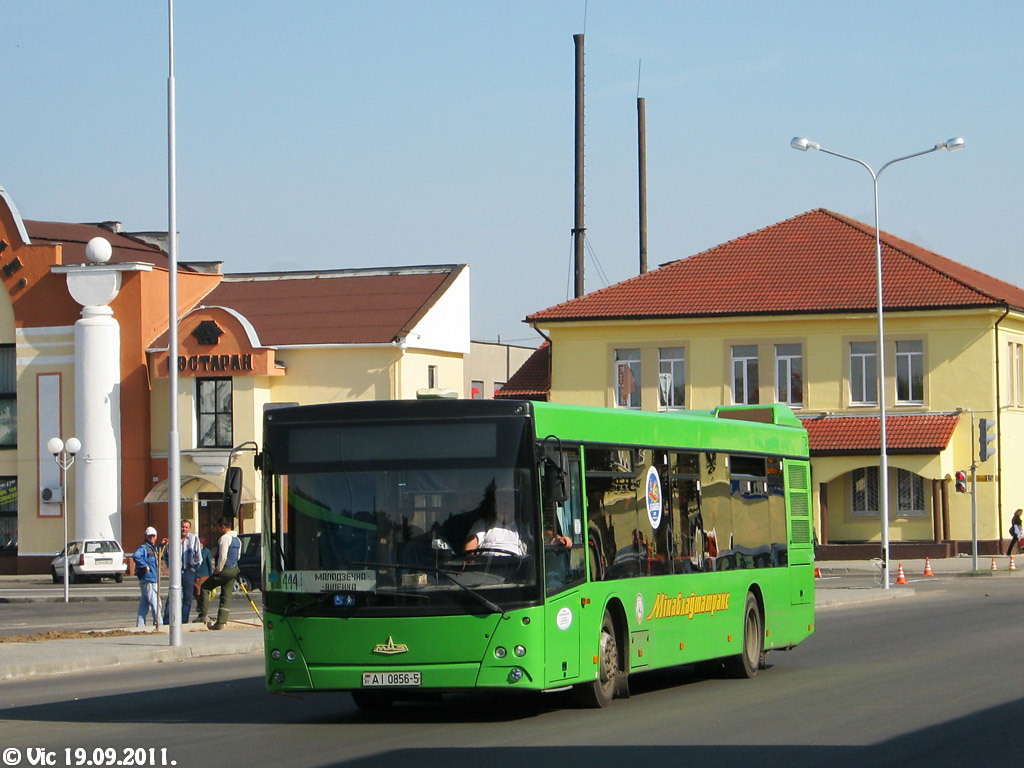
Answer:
xmin=255 ymin=398 xmax=814 ymax=709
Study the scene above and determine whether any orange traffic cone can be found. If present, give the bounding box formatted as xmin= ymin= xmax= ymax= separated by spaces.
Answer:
xmin=922 ymin=557 xmax=934 ymax=577
xmin=814 ymin=567 xmax=821 ymax=578
xmin=992 ymin=557 xmax=999 ymax=572
xmin=1011 ymin=556 xmax=1017 ymax=572
xmin=895 ymin=563 xmax=908 ymax=584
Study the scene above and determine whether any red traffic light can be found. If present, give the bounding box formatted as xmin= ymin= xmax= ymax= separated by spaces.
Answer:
xmin=955 ymin=470 xmax=967 ymax=494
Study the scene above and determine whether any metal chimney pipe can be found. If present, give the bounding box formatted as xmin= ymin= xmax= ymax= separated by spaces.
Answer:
xmin=573 ymin=33 xmax=585 ymax=298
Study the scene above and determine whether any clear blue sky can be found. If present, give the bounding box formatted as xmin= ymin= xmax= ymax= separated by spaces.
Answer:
xmin=3 ymin=1 xmax=1020 ymax=345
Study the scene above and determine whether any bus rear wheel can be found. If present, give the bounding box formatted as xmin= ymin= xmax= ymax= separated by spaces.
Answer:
xmin=574 ymin=611 xmax=619 ymax=708
xmin=724 ymin=592 xmax=763 ymax=679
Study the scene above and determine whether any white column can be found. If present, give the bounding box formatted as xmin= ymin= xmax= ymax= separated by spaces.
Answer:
xmin=73 ymin=304 xmax=121 ymax=540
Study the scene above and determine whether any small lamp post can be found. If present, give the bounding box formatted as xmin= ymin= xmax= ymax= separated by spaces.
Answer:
xmin=47 ymin=436 xmax=81 ymax=603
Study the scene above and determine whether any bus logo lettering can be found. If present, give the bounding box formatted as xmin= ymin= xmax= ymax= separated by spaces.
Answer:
xmin=373 ymin=636 xmax=409 ymax=655
xmin=644 ymin=591 xmax=731 ymax=621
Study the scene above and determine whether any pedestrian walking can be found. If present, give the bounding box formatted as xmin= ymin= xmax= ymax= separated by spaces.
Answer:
xmin=1008 ymin=509 xmax=1023 ymax=556
xmin=133 ymin=526 xmax=162 ymax=629
xmin=161 ymin=519 xmax=202 ymax=624
xmin=195 ymin=517 xmax=240 ymax=630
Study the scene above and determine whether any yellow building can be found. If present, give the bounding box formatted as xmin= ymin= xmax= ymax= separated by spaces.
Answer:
xmin=526 ymin=209 xmax=1024 ymax=558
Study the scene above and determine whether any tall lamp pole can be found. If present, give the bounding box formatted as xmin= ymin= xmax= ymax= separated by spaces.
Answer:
xmin=790 ymin=135 xmax=965 ymax=589
xmin=47 ymin=436 xmax=81 ymax=603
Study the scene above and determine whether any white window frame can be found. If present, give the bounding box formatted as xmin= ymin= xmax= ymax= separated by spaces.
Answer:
xmin=1009 ymin=342 xmax=1024 ymax=407
xmin=896 ymin=469 xmax=926 ymax=516
xmin=614 ymin=349 xmax=642 ymax=409
xmin=775 ymin=343 xmax=803 ymax=407
xmin=850 ymin=341 xmax=878 ymax=405
xmin=658 ymin=347 xmax=685 ymax=410
xmin=731 ymin=345 xmax=759 ymax=405
xmin=895 ymin=340 xmax=924 ymax=404
xmin=851 ymin=466 xmax=879 ymax=516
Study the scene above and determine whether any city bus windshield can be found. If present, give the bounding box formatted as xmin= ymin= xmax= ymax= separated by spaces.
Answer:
xmin=264 ymin=416 xmax=542 ymax=612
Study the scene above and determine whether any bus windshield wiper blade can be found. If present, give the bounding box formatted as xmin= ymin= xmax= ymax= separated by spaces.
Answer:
xmin=284 ymin=593 xmax=335 ymax=616
xmin=352 ymin=561 xmax=506 ymax=616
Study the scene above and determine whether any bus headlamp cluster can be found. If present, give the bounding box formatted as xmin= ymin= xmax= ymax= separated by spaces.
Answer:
xmin=508 ymin=668 xmax=524 ymax=683
xmin=496 ymin=645 xmax=527 ymax=659
xmin=270 ymin=648 xmax=297 ymax=662
xmin=272 ymin=671 xmax=286 ymax=684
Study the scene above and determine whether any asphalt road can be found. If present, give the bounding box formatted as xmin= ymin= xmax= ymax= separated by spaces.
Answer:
xmin=1 ymin=576 xmax=1021 ymax=768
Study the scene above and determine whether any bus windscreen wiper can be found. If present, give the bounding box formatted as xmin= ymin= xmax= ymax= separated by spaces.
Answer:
xmin=352 ymin=561 xmax=506 ymax=616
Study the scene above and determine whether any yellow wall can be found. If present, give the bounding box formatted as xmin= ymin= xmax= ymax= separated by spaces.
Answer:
xmin=538 ymin=305 xmax=1022 ymax=547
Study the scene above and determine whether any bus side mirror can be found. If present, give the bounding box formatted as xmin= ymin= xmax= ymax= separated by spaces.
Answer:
xmin=223 ymin=466 xmax=243 ymax=517
xmin=544 ymin=451 xmax=570 ymax=504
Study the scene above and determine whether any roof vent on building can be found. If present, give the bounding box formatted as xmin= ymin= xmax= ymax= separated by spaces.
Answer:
xmin=97 ymin=221 xmax=123 ymax=234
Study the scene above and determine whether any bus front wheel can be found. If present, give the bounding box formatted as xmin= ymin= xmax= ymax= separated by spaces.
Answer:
xmin=574 ymin=611 xmax=619 ymax=708
xmin=724 ymin=593 xmax=763 ymax=679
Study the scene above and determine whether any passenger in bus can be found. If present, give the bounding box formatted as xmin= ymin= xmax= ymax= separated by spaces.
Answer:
xmin=464 ymin=480 xmax=525 ymax=557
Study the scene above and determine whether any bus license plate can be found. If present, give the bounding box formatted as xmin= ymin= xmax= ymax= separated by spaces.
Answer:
xmin=362 ymin=671 xmax=421 ymax=687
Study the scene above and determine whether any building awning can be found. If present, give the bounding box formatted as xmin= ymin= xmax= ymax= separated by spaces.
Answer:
xmin=142 ymin=475 xmax=255 ymax=504
xmin=800 ymin=413 xmax=960 ymax=456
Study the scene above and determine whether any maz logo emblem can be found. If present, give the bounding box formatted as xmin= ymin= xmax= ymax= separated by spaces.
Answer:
xmin=373 ymin=636 xmax=409 ymax=655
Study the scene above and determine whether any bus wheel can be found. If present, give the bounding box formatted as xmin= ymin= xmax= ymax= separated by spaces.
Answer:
xmin=724 ymin=593 xmax=763 ymax=679
xmin=574 ymin=612 xmax=619 ymax=708
xmin=351 ymin=690 xmax=395 ymax=713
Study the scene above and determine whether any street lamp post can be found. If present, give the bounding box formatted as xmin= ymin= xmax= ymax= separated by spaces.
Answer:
xmin=47 ymin=436 xmax=81 ymax=603
xmin=790 ymin=135 xmax=965 ymax=589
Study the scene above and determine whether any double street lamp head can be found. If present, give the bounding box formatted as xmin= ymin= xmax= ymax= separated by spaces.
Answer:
xmin=47 ymin=437 xmax=81 ymax=457
xmin=790 ymin=136 xmax=966 ymax=153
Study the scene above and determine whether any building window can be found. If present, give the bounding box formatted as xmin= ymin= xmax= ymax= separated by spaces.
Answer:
xmin=895 ymin=340 xmax=924 ymax=404
xmin=427 ymin=365 xmax=438 ymax=389
xmin=852 ymin=466 xmax=879 ymax=516
xmin=732 ymin=345 xmax=759 ymax=405
xmin=850 ymin=341 xmax=877 ymax=405
xmin=658 ymin=347 xmax=685 ymax=409
xmin=471 ymin=380 xmax=484 ymax=399
xmin=197 ymin=378 xmax=233 ymax=448
xmin=0 ymin=346 xmax=15 ymax=448
xmin=775 ymin=343 xmax=803 ymax=407
xmin=614 ymin=349 xmax=641 ymax=409
xmin=896 ymin=469 xmax=925 ymax=516
xmin=0 ymin=477 xmax=16 ymax=552
xmin=1009 ymin=342 xmax=1024 ymax=407
xmin=493 ymin=382 xmax=505 ymax=397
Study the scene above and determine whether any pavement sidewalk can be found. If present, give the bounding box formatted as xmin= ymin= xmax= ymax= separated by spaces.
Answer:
xmin=0 ymin=622 xmax=263 ymax=682
xmin=1 ymin=555 xmax=1017 ymax=682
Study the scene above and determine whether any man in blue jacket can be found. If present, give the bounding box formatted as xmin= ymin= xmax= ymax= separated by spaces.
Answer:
xmin=133 ymin=526 xmax=162 ymax=629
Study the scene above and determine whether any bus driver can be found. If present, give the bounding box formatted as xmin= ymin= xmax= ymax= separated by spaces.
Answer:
xmin=465 ymin=480 xmax=525 ymax=557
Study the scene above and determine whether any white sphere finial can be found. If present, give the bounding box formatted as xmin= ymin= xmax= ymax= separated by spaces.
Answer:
xmin=47 ymin=437 xmax=64 ymax=455
xmin=85 ymin=236 xmax=113 ymax=264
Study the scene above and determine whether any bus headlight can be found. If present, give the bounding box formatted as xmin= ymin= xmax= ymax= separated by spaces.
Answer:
xmin=508 ymin=668 xmax=524 ymax=683
xmin=494 ymin=646 xmax=507 ymax=659
xmin=286 ymin=650 xmax=296 ymax=662
xmin=271 ymin=649 xmax=281 ymax=660
xmin=272 ymin=671 xmax=285 ymax=684
xmin=513 ymin=645 xmax=527 ymax=657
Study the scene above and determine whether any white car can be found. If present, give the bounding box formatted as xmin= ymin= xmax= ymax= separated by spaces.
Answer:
xmin=51 ymin=539 xmax=128 ymax=583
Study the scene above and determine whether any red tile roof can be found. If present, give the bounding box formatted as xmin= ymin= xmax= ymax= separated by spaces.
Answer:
xmin=800 ymin=413 xmax=960 ymax=455
xmin=495 ymin=342 xmax=550 ymax=400
xmin=24 ymin=220 xmax=168 ymax=267
xmin=205 ymin=265 xmax=464 ymax=346
xmin=528 ymin=209 xmax=1024 ymax=322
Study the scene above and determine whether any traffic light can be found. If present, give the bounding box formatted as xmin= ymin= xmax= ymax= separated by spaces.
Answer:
xmin=955 ymin=470 xmax=967 ymax=494
xmin=979 ymin=417 xmax=997 ymax=462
